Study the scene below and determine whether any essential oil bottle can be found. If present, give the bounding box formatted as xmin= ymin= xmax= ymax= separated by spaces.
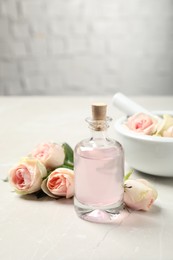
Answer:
xmin=74 ymin=103 xmax=124 ymax=223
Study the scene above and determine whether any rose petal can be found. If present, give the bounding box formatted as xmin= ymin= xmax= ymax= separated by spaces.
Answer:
xmin=41 ymin=179 xmax=59 ymax=198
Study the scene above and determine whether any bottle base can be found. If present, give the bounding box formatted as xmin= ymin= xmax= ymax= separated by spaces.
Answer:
xmin=74 ymin=197 xmax=126 ymax=224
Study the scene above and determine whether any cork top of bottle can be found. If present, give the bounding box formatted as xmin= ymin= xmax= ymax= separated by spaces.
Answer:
xmin=92 ymin=103 xmax=107 ymax=120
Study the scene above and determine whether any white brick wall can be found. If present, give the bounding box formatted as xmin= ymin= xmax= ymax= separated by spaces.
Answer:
xmin=0 ymin=0 xmax=173 ymax=95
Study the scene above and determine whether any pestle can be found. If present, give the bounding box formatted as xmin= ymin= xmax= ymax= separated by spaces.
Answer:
xmin=112 ymin=92 xmax=162 ymax=121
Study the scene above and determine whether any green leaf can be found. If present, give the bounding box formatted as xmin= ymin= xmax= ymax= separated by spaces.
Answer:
xmin=124 ymin=169 xmax=133 ymax=181
xmin=63 ymin=143 xmax=74 ymax=165
xmin=34 ymin=189 xmax=48 ymax=199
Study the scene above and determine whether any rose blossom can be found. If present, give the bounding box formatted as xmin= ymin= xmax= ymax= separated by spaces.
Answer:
xmin=124 ymin=179 xmax=158 ymax=211
xmin=126 ymin=113 xmax=158 ymax=135
xmin=9 ymin=157 xmax=47 ymax=195
xmin=30 ymin=142 xmax=65 ymax=170
xmin=41 ymin=168 xmax=74 ymax=199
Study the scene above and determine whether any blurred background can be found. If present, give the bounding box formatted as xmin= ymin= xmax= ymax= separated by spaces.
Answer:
xmin=0 ymin=0 xmax=173 ymax=96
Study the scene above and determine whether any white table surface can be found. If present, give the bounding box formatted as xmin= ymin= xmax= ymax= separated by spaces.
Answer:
xmin=0 ymin=95 xmax=173 ymax=260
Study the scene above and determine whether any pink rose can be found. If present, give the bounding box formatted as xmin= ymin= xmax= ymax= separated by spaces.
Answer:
xmin=124 ymin=179 xmax=158 ymax=211
xmin=30 ymin=142 xmax=65 ymax=170
xmin=41 ymin=168 xmax=74 ymax=199
xmin=126 ymin=113 xmax=158 ymax=135
xmin=9 ymin=157 xmax=47 ymax=195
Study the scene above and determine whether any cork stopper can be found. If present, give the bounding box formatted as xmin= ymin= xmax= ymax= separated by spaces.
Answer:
xmin=92 ymin=103 xmax=107 ymax=120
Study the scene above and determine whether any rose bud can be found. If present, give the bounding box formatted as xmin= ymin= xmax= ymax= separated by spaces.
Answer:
xmin=30 ymin=142 xmax=65 ymax=170
xmin=126 ymin=113 xmax=158 ymax=135
xmin=124 ymin=179 xmax=158 ymax=211
xmin=9 ymin=157 xmax=47 ymax=195
xmin=41 ymin=167 xmax=74 ymax=199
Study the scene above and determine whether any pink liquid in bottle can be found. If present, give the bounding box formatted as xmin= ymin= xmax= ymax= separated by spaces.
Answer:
xmin=75 ymin=146 xmax=124 ymax=207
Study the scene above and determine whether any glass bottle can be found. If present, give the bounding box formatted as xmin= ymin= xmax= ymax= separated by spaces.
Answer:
xmin=74 ymin=103 xmax=124 ymax=223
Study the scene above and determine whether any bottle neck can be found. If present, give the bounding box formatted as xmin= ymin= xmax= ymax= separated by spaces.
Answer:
xmin=90 ymin=128 xmax=108 ymax=140
xmin=86 ymin=116 xmax=112 ymax=140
